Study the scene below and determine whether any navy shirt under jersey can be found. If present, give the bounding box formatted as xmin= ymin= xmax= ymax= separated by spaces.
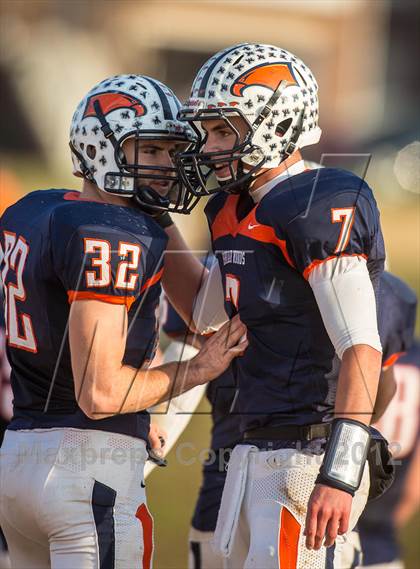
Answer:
xmin=205 ymin=168 xmax=385 ymax=434
xmin=0 ymin=189 xmax=167 ymax=442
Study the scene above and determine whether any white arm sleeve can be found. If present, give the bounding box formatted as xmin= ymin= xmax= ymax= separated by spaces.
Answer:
xmin=192 ymin=261 xmax=228 ymax=334
xmin=144 ymin=340 xmax=206 ymax=479
xmin=308 ymin=255 xmax=382 ymax=359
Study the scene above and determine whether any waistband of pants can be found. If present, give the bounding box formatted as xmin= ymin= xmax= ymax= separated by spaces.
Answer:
xmin=2 ymin=427 xmax=148 ymax=461
xmin=243 ymin=423 xmax=331 ymax=442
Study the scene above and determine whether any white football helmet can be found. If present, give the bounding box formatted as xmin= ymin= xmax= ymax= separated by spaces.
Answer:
xmin=178 ymin=43 xmax=321 ymax=194
xmin=70 ymin=74 xmax=198 ymax=213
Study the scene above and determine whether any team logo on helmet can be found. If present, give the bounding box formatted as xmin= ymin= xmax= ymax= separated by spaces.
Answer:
xmin=83 ymin=92 xmax=146 ymax=119
xmin=231 ymin=63 xmax=297 ymax=97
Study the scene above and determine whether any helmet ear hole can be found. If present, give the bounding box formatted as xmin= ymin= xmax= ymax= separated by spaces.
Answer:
xmin=86 ymin=145 xmax=96 ymax=160
xmin=275 ymin=118 xmax=293 ymax=138
xmin=80 ymin=143 xmax=84 ymax=150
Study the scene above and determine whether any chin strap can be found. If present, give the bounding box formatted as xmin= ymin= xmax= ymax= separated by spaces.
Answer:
xmin=252 ymin=80 xmax=289 ymax=132
xmin=133 ymin=185 xmax=174 ymax=227
xmin=93 ymin=100 xmax=120 ymax=153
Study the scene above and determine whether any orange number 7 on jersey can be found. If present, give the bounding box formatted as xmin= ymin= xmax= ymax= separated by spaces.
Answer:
xmin=331 ymin=207 xmax=355 ymax=254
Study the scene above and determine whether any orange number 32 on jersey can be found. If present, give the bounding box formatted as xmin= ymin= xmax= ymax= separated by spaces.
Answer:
xmin=83 ymin=238 xmax=141 ymax=290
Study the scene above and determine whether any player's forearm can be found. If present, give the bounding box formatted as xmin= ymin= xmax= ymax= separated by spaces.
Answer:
xmin=84 ymin=357 xmax=208 ymax=419
xmin=162 ymin=224 xmax=208 ymax=325
xmin=334 ymin=344 xmax=382 ymax=425
xmin=71 ymin=300 xmax=247 ymax=419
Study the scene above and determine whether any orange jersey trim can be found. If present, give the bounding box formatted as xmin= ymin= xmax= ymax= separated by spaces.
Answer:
xmin=63 ymin=191 xmax=106 ymax=204
xmin=383 ymin=351 xmax=406 ymax=371
xmin=279 ymin=507 xmax=300 ymax=569
xmin=302 ymin=253 xmax=368 ymax=281
xmin=140 ymin=267 xmax=164 ymax=294
xmin=210 ymin=194 xmax=241 ymax=241
xmin=210 ymin=195 xmax=296 ymax=269
xmin=67 ymin=290 xmax=136 ymax=310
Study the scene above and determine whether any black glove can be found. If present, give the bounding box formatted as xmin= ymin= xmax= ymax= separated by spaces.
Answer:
xmin=367 ymin=426 xmax=395 ymax=501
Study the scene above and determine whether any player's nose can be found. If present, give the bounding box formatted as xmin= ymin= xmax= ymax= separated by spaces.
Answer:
xmin=203 ymin=133 xmax=220 ymax=154
xmin=160 ymin=151 xmax=175 ymax=168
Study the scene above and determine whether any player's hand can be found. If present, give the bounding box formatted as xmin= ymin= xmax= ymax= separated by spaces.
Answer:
xmin=193 ymin=315 xmax=248 ymax=382
xmin=148 ymin=423 xmax=167 ymax=457
xmin=304 ymin=484 xmax=352 ymax=550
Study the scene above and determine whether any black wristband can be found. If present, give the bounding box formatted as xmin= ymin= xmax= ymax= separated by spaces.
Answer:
xmin=153 ymin=212 xmax=174 ymax=229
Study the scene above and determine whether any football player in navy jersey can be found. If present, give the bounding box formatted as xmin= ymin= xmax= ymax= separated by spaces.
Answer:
xmin=155 ymin=258 xmax=242 ymax=568
xmin=163 ymin=306 xmax=241 ymax=569
xmin=358 ymin=341 xmax=420 ymax=569
xmin=0 ymin=288 xmax=11 ymax=443
xmin=0 ymin=288 xmax=11 ymax=569
xmin=177 ymin=43 xmax=388 ymax=568
xmin=0 ymin=75 xmax=248 ymax=569
xmin=152 ymin=271 xmax=416 ymax=569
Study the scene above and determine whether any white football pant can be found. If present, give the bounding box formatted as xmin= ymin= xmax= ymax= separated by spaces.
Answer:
xmin=0 ymin=428 xmax=152 ymax=569
xmin=215 ymin=445 xmax=370 ymax=569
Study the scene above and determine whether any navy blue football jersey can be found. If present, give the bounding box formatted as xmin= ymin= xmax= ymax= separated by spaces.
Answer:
xmin=205 ymin=168 xmax=385 ymax=433
xmin=0 ymin=189 xmax=167 ymax=441
xmin=191 ymin=273 xmax=416 ymax=533
xmin=359 ymin=342 xmax=420 ymax=565
xmin=377 ymin=272 xmax=417 ymax=369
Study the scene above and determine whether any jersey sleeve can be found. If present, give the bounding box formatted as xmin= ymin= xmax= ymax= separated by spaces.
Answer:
xmin=53 ymin=224 xmax=147 ymax=310
xmin=280 ymin=189 xmax=384 ymax=279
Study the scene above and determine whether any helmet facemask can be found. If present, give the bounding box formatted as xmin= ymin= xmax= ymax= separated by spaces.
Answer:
xmin=177 ymin=107 xmax=266 ymax=196
xmin=105 ymin=134 xmax=198 ymax=215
